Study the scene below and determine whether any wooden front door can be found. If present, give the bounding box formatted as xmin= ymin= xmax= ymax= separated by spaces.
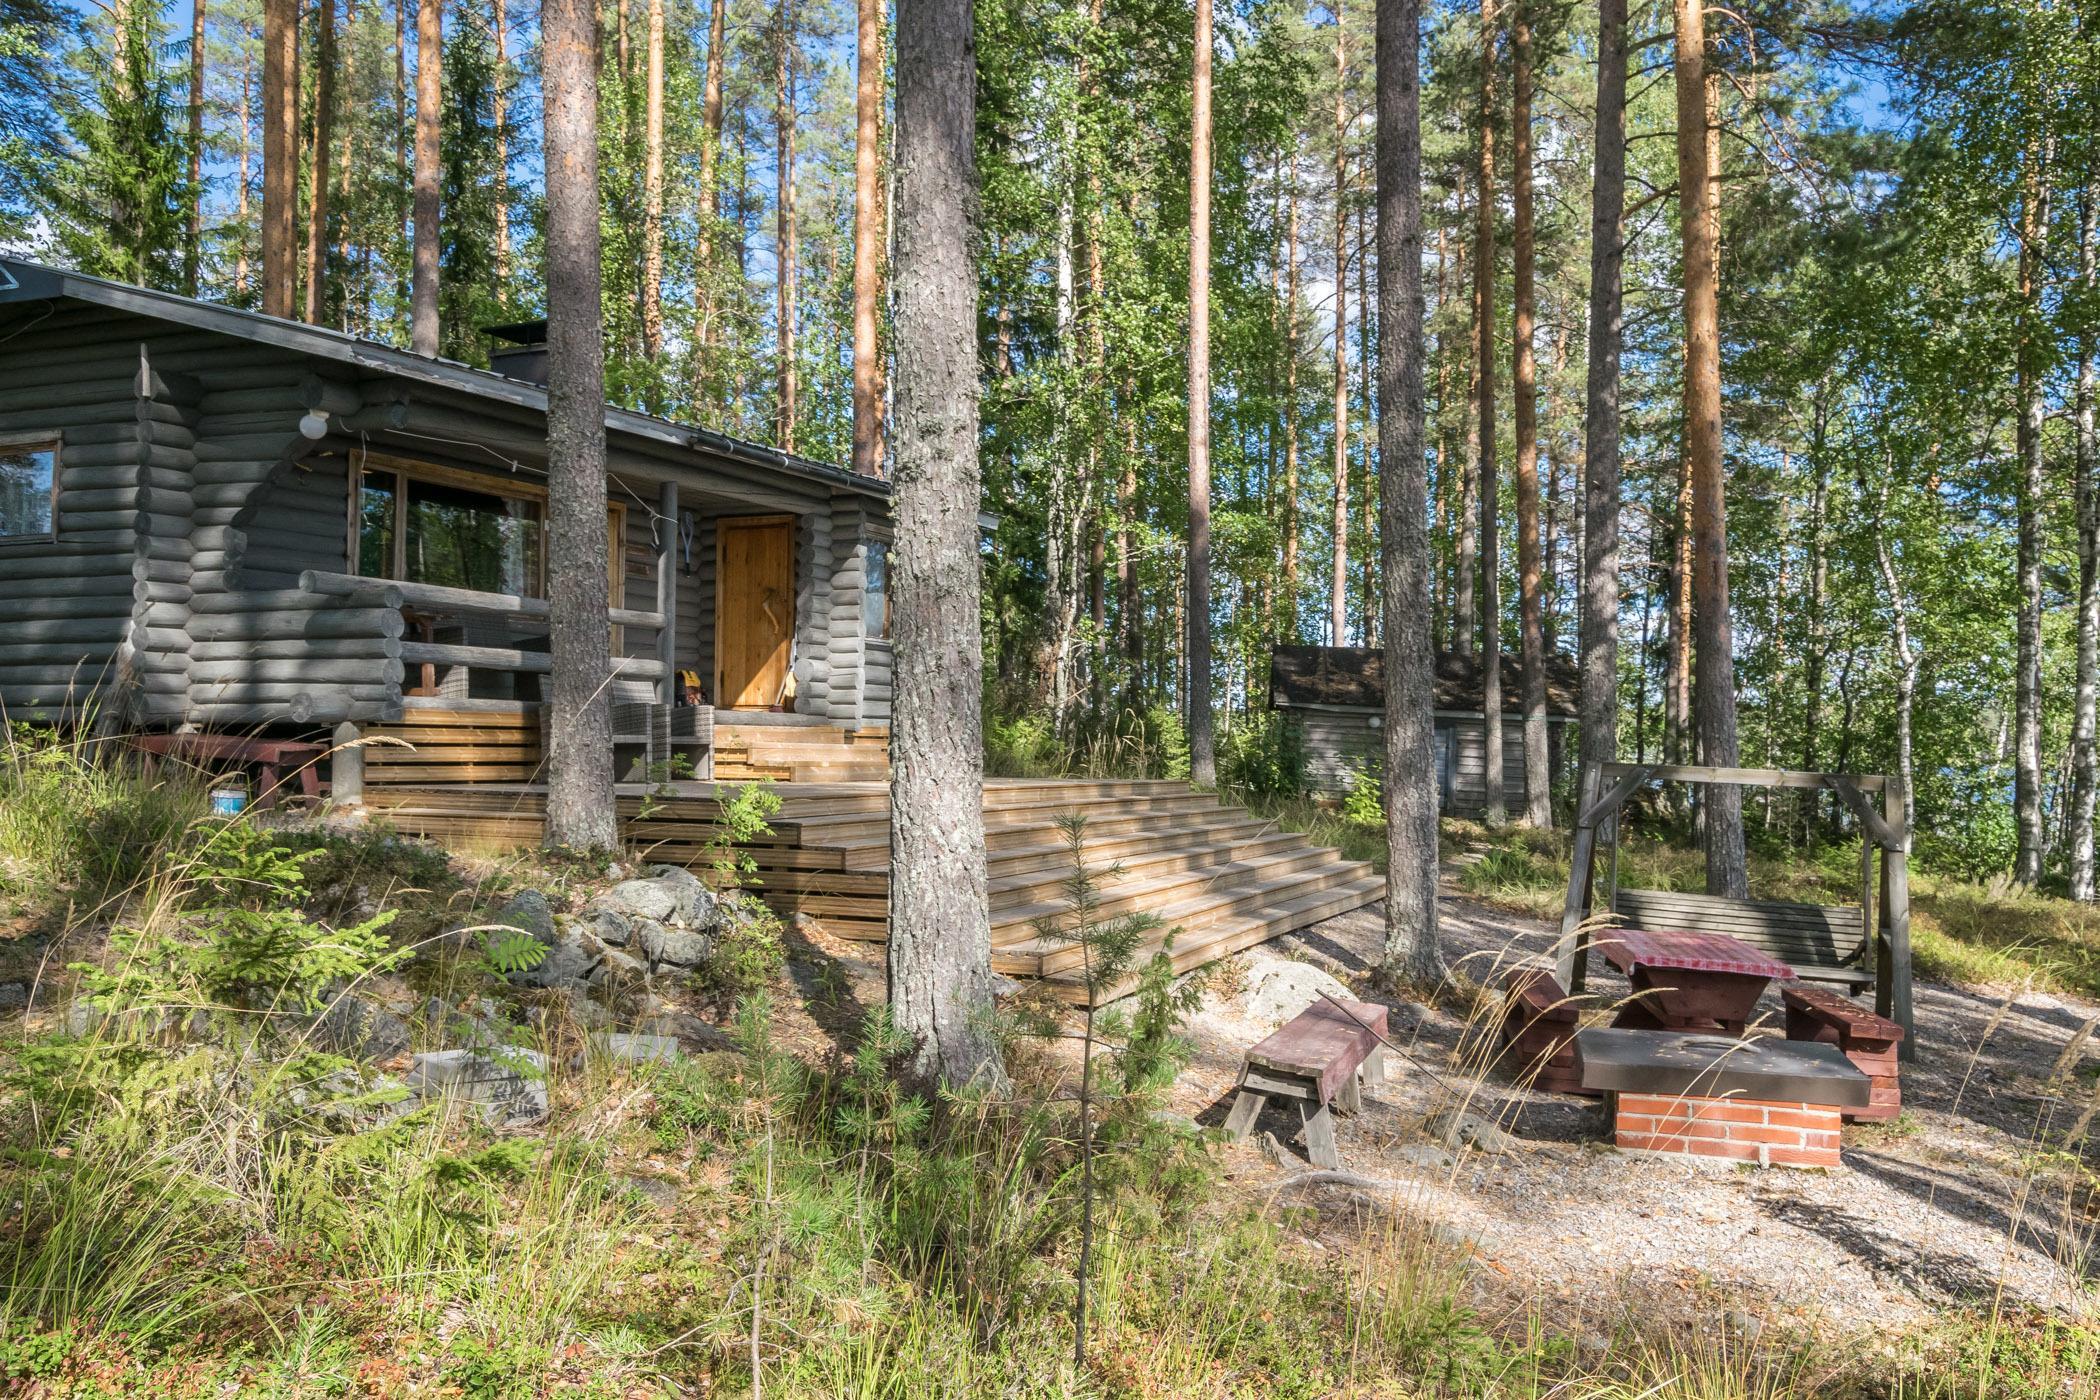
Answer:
xmin=715 ymin=516 xmax=795 ymax=708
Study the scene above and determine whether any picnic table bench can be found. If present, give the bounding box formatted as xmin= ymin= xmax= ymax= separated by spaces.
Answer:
xmin=1500 ymin=967 xmax=1585 ymax=1094
xmin=130 ymin=733 xmax=328 ymax=808
xmin=1224 ymin=997 xmax=1388 ymax=1169
xmin=1782 ymin=984 xmax=1904 ymax=1121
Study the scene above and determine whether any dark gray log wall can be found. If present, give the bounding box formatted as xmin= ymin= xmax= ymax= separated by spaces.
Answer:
xmin=1287 ymin=705 xmax=1560 ymax=817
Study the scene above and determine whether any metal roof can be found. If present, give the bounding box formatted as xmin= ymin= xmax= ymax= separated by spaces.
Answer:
xmin=0 ymin=258 xmax=890 ymax=502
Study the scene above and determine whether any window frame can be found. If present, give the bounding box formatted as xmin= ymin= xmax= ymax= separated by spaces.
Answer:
xmin=0 ymin=435 xmax=61 ymax=545
xmin=347 ymin=453 xmax=550 ymax=598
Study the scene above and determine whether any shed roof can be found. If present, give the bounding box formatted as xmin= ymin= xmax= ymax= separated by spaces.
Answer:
xmin=0 ymin=258 xmax=887 ymax=502
xmin=1269 ymin=644 xmax=1581 ymax=717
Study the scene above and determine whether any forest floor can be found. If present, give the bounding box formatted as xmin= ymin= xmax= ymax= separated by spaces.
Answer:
xmin=801 ymin=856 xmax=2100 ymax=1367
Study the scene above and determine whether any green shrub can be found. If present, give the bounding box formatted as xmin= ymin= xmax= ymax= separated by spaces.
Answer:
xmin=1216 ymin=708 xmax=1304 ymax=798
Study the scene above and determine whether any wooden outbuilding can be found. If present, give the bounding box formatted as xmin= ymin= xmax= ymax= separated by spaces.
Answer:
xmin=1267 ymin=643 xmax=1579 ymax=816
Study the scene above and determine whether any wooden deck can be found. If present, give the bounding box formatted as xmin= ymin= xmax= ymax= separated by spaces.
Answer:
xmin=361 ymin=778 xmax=1384 ymax=1004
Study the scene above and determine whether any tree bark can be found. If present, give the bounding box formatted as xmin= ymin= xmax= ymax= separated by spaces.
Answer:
xmin=1511 ymin=0 xmax=1547 ymax=828
xmin=888 ymin=0 xmax=1003 ymax=1088
xmin=236 ymin=50 xmax=253 ymax=296
xmin=541 ymin=0 xmax=617 ymax=852
xmin=1800 ymin=390 xmax=1829 ymax=841
xmin=1580 ymin=0 xmax=1626 ymax=780
xmin=1357 ymin=191 xmax=1376 ymax=646
xmin=692 ymin=0 xmax=727 ymax=405
xmin=2072 ymin=174 xmax=2099 ymax=901
xmin=776 ymin=4 xmax=800 ymax=451
xmin=186 ymin=0 xmax=207 ymax=297
xmin=1474 ymin=0 xmax=1503 ymax=824
xmin=1328 ymin=2 xmax=1350 ymax=649
xmin=411 ymin=0 xmax=442 ymax=356
xmin=304 ymin=0 xmax=338 ymax=324
xmin=2015 ymin=143 xmax=2053 ymax=886
xmin=852 ymin=0 xmax=887 ymax=477
xmin=1282 ymin=183 xmax=1301 ymax=638
xmin=261 ymin=0 xmax=298 ymax=319
xmin=1376 ymin=0 xmax=1440 ymax=984
xmin=1187 ymin=0 xmax=1216 ymax=787
xmin=1675 ymin=0 xmax=1744 ymax=896
xmin=640 ymin=0 xmax=666 ymax=365
xmin=493 ymin=0 xmax=510 ymax=281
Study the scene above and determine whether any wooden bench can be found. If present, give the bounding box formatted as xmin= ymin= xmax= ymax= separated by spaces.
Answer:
xmin=1500 ymin=967 xmax=1586 ymax=1095
xmin=130 ymin=733 xmax=326 ymax=808
xmin=1614 ymin=888 xmax=1874 ymax=991
xmin=1782 ymin=984 xmax=1904 ymax=1121
xmin=1224 ymin=997 xmax=1388 ymax=1169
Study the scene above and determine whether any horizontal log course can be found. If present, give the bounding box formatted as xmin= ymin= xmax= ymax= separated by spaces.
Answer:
xmin=188 ymin=636 xmax=401 ymax=662
xmin=183 ymin=698 xmax=406 ymax=726
xmin=300 ymin=570 xmax=664 ymax=630
xmin=132 ymin=580 xmax=192 ymax=606
xmin=0 ymin=550 xmax=134 ymax=580
xmin=189 ymin=657 xmax=406 ymax=686
xmin=194 ymin=384 xmax=308 ymax=416
xmin=399 ymin=640 xmax=664 ymax=680
xmin=192 ymin=446 xmax=302 ymax=475
xmin=0 ymin=648 xmax=119 ymax=672
xmin=55 ymin=510 xmax=146 ymax=534
xmin=187 ymin=606 xmax=404 ymax=643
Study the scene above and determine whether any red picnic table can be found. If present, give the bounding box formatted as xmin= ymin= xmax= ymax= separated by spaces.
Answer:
xmin=130 ymin=733 xmax=327 ymax=809
xmin=1598 ymin=929 xmax=1794 ymax=1036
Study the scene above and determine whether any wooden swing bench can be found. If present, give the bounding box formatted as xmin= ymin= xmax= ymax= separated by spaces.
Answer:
xmin=1558 ymin=763 xmax=1916 ymax=1061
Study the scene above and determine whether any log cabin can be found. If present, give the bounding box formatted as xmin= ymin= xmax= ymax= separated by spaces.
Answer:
xmin=1268 ymin=643 xmax=1579 ymax=816
xmin=0 ymin=258 xmax=895 ymax=783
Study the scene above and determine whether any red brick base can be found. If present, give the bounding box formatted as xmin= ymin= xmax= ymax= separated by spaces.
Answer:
xmin=1612 ymin=1092 xmax=1843 ymax=1169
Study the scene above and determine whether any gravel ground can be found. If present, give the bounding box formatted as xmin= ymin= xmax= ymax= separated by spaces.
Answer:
xmin=1164 ymin=889 xmax=2100 ymax=1342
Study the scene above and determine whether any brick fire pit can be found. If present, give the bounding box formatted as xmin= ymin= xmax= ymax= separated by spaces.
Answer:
xmin=1575 ymin=1029 xmax=1870 ymax=1171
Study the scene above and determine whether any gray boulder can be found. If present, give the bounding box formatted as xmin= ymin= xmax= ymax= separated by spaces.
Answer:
xmin=644 ymin=865 xmax=716 ymax=926
xmin=490 ymin=889 xmax=557 ymax=943
xmin=589 ymin=944 xmax=650 ymax=986
xmin=639 ymin=920 xmax=713 ymax=969
xmin=597 ymin=879 xmax=682 ymax=924
xmin=1242 ymin=960 xmax=1354 ymax=1027
xmin=577 ymin=907 xmax=634 ymax=947
xmin=594 ymin=1031 xmax=681 ymax=1065
xmin=1427 ymin=1108 xmax=1522 ymax=1156
xmin=308 ymin=997 xmax=413 ymax=1062
xmin=407 ymin=1047 xmax=549 ymax=1126
xmin=509 ymin=930 xmax=601 ymax=990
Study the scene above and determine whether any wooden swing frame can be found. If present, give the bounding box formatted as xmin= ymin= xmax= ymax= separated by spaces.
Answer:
xmin=1556 ymin=762 xmax=1915 ymax=1060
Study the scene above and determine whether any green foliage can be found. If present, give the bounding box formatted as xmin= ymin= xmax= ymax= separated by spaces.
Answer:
xmin=1215 ymin=708 xmax=1306 ymax=798
xmin=1342 ymin=761 xmax=1385 ymax=832
xmin=704 ymin=779 xmax=783 ymax=889
xmin=693 ymin=902 xmax=785 ymax=1001
xmin=74 ymin=820 xmax=405 ymax=1017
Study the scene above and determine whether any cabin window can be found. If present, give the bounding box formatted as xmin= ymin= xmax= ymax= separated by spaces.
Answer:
xmin=357 ymin=465 xmax=544 ymax=597
xmin=0 ymin=439 xmax=57 ymax=541
xmin=862 ymin=539 xmax=888 ymax=639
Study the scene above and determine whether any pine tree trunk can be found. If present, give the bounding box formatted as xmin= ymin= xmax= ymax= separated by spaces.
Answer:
xmin=1474 ymin=0 xmax=1504 ymax=825
xmin=1580 ymin=0 xmax=1626 ymax=780
xmin=1511 ymin=0 xmax=1548 ymax=828
xmin=1119 ymin=373 xmax=1141 ymax=693
xmin=888 ymin=0 xmax=1002 ymax=1088
xmin=852 ymin=0 xmax=887 ymax=477
xmin=395 ymin=0 xmax=408 ymax=308
xmin=692 ymin=0 xmax=727 ymax=404
xmin=1281 ymin=185 xmax=1300 ymax=637
xmin=775 ymin=7 xmax=800 ymax=451
xmin=2071 ymin=175 xmax=2099 ymax=901
xmin=2015 ymin=145 xmax=2053 ymax=886
xmin=261 ymin=0 xmax=298 ymax=318
xmin=1187 ymin=0 xmax=1216 ymax=787
xmin=541 ymin=0 xmax=617 ymax=852
xmin=236 ymin=54 xmax=253 ymax=295
xmin=1801 ymin=394 xmax=1829 ymax=840
xmin=187 ymin=0 xmax=207 ymax=297
xmin=304 ymin=0 xmax=337 ymax=324
xmin=1375 ymin=0 xmax=1440 ymax=984
xmin=493 ymin=0 xmax=509 ymax=281
xmin=640 ymin=0 xmax=666 ymax=366
xmin=336 ymin=0 xmax=360 ymax=328
xmin=411 ymin=0 xmax=442 ymax=356
xmin=1328 ymin=2 xmax=1350 ymax=649
xmin=1665 ymin=454 xmax=1693 ymax=763
xmin=1455 ymin=202 xmax=1477 ymax=655
xmin=1675 ymin=0 xmax=1744 ymax=896
xmin=1357 ymin=192 xmax=1375 ymax=646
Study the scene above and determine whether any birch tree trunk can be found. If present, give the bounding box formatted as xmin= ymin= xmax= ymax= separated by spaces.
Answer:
xmin=1376 ymin=0 xmax=1441 ymax=984
xmin=542 ymin=0 xmax=617 ymax=852
xmin=493 ymin=0 xmax=509 ymax=280
xmin=640 ymin=0 xmax=666 ymax=364
xmin=1187 ymin=0 xmax=1217 ymax=787
xmin=1511 ymin=0 xmax=1548 ymax=827
xmin=1474 ymin=0 xmax=1504 ymax=824
xmin=2014 ymin=145 xmax=2051 ymax=886
xmin=776 ymin=6 xmax=800 ymax=451
xmin=888 ymin=0 xmax=1003 ymax=1088
xmin=304 ymin=0 xmax=337 ymax=324
xmin=852 ymin=0 xmax=887 ymax=477
xmin=1675 ymin=0 xmax=1745 ymax=896
xmin=1328 ymin=2 xmax=1350 ymax=648
xmin=2072 ymin=175 xmax=2099 ymax=901
xmin=692 ymin=0 xmax=727 ymax=404
xmin=1580 ymin=0 xmax=1626 ymax=777
xmin=186 ymin=0 xmax=207 ymax=297
xmin=411 ymin=0 xmax=442 ymax=356
xmin=261 ymin=0 xmax=297 ymax=319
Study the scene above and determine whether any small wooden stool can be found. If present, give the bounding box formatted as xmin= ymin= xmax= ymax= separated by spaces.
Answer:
xmin=1224 ymin=997 xmax=1388 ymax=1169
xmin=1782 ymin=984 xmax=1904 ymax=1121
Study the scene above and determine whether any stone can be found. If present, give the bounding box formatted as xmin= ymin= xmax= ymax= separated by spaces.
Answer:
xmin=0 ymin=983 xmax=29 ymax=1013
xmin=651 ymin=925 xmax=714 ymax=969
xmin=643 ymin=865 xmax=715 ymax=927
xmin=595 ymin=1032 xmax=681 ymax=1065
xmin=1395 ymin=1142 xmax=1458 ymax=1172
xmin=1242 ymin=960 xmax=1354 ymax=1027
xmin=490 ymin=890 xmax=557 ymax=944
xmin=509 ymin=931 xmax=600 ymax=990
xmin=598 ymin=879 xmax=682 ymax=925
xmin=308 ymin=997 xmax=413 ymax=1063
xmin=619 ymin=1174 xmax=681 ymax=1213
xmin=578 ymin=907 xmax=634 ymax=948
xmin=589 ymin=944 xmax=650 ymax=986
xmin=638 ymin=1011 xmax=716 ymax=1042
xmin=1427 ymin=1108 xmax=1522 ymax=1156
xmin=406 ymin=1048 xmax=549 ymax=1126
